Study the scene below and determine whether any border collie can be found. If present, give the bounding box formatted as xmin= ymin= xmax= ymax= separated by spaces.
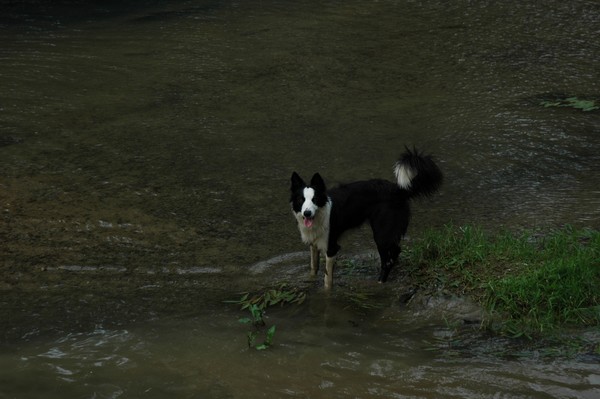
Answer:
xmin=290 ymin=147 xmax=442 ymax=289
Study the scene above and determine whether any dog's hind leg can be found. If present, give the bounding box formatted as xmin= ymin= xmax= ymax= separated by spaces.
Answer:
xmin=310 ymin=244 xmax=320 ymax=276
xmin=371 ymin=209 xmax=407 ymax=283
xmin=324 ymin=256 xmax=335 ymax=289
xmin=377 ymin=243 xmax=401 ymax=283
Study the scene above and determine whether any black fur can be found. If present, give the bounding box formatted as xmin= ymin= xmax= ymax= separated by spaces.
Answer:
xmin=327 ymin=179 xmax=409 ymax=281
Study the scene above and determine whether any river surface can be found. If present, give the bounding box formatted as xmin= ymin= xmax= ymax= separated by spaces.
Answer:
xmin=1 ymin=0 xmax=599 ymax=398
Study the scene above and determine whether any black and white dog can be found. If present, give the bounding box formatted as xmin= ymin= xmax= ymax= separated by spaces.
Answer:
xmin=290 ymin=148 xmax=442 ymax=289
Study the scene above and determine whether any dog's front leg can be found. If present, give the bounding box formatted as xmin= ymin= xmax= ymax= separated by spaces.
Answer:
xmin=310 ymin=244 xmax=320 ymax=275
xmin=324 ymin=256 xmax=335 ymax=290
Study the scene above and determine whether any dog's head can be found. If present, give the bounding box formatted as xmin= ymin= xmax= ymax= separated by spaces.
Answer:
xmin=290 ymin=172 xmax=328 ymax=228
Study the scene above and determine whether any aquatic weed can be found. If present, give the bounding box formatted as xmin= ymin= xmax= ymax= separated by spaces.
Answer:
xmin=226 ymin=284 xmax=306 ymax=350
xmin=539 ymin=96 xmax=599 ymax=112
xmin=238 ymin=304 xmax=276 ymax=350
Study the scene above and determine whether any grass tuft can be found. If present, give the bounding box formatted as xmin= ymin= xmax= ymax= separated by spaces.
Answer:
xmin=405 ymin=225 xmax=599 ymax=337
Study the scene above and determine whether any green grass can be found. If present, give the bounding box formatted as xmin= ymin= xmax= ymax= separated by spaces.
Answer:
xmin=405 ymin=225 xmax=600 ymax=338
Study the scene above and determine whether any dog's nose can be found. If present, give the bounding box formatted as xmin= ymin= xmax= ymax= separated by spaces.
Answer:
xmin=303 ymin=210 xmax=313 ymax=218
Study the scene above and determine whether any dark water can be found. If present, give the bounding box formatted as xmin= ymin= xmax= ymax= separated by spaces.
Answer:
xmin=1 ymin=0 xmax=599 ymax=397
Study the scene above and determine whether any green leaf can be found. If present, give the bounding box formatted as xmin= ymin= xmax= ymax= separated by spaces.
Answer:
xmin=247 ymin=331 xmax=258 ymax=348
xmin=265 ymin=325 xmax=277 ymax=345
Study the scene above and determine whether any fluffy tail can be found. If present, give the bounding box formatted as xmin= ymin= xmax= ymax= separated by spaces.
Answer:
xmin=393 ymin=147 xmax=443 ymax=198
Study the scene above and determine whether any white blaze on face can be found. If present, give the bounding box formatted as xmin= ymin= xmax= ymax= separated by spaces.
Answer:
xmin=301 ymin=187 xmax=317 ymax=228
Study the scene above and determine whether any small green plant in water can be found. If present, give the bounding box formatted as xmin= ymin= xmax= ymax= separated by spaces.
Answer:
xmin=238 ymin=304 xmax=276 ymax=350
xmin=226 ymin=284 xmax=306 ymax=350
xmin=540 ymin=96 xmax=599 ymax=112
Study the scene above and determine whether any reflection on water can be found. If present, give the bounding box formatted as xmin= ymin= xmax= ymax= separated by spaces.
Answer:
xmin=1 ymin=0 xmax=599 ymax=397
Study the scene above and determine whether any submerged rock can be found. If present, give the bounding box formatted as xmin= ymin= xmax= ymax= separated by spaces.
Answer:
xmin=407 ymin=291 xmax=485 ymax=325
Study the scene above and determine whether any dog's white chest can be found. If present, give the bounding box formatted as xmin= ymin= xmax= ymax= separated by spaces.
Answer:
xmin=294 ymin=200 xmax=331 ymax=252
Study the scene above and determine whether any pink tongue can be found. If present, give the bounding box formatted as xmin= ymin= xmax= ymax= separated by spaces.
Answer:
xmin=304 ymin=218 xmax=313 ymax=228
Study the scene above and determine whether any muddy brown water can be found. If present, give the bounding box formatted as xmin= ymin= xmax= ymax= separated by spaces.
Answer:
xmin=1 ymin=1 xmax=599 ymax=398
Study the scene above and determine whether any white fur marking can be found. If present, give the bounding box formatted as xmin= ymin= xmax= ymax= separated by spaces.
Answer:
xmin=301 ymin=187 xmax=317 ymax=217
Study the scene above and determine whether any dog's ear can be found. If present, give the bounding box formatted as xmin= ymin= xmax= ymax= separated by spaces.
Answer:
xmin=310 ymin=173 xmax=326 ymax=192
xmin=291 ymin=172 xmax=306 ymax=191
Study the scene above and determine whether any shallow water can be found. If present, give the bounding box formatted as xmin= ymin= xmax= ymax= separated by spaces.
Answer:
xmin=1 ymin=0 xmax=599 ymax=397
xmin=2 ymin=293 xmax=600 ymax=399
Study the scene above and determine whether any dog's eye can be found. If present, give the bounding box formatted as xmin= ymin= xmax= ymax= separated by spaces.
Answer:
xmin=293 ymin=196 xmax=304 ymax=209
xmin=313 ymin=193 xmax=326 ymax=207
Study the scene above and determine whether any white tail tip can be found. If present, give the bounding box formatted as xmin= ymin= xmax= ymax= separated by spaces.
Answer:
xmin=394 ymin=163 xmax=416 ymax=189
